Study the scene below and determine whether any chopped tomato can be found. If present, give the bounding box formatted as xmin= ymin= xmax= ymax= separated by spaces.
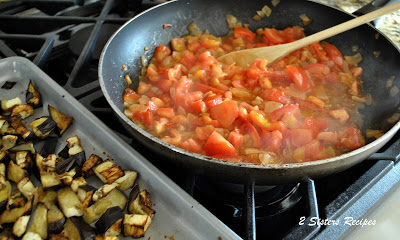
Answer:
xmin=324 ymin=43 xmax=344 ymax=68
xmin=210 ymin=100 xmax=239 ymax=128
xmin=154 ymin=45 xmax=171 ymax=62
xmin=195 ymin=125 xmax=215 ymax=141
xmin=264 ymin=28 xmax=286 ymax=44
xmin=241 ymin=123 xmax=261 ymax=148
xmin=157 ymin=108 xmax=175 ymax=118
xmin=286 ymin=65 xmax=309 ymax=90
xmin=234 ymin=27 xmax=257 ymax=41
xmin=270 ymin=104 xmax=299 ymax=122
xmin=228 ymin=131 xmax=244 ymax=149
xmin=203 ymin=131 xmax=237 ymax=156
xmin=302 ymin=117 xmax=320 ymax=138
xmin=204 ymin=94 xmax=223 ymax=108
xmin=179 ymin=138 xmax=202 ymax=154
xmin=339 ymin=128 xmax=365 ymax=150
xmin=261 ymin=130 xmax=283 ymax=153
xmin=289 ymin=129 xmax=313 ymax=147
xmin=171 ymin=38 xmax=186 ymax=51
xmin=267 ymin=88 xmax=291 ymax=104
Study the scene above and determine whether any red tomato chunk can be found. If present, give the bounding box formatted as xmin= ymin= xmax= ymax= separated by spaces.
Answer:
xmin=123 ymin=25 xmax=366 ymax=164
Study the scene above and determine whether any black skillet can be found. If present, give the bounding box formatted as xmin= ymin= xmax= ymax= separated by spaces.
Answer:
xmin=99 ymin=0 xmax=400 ymax=184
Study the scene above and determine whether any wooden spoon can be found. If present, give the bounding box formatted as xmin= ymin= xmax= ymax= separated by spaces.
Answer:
xmin=218 ymin=2 xmax=400 ymax=68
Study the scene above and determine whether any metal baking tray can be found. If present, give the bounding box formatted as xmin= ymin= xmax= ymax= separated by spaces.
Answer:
xmin=0 ymin=56 xmax=241 ymax=240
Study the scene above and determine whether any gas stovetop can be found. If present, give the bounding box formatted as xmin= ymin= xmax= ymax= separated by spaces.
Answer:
xmin=1 ymin=0 xmax=400 ymax=239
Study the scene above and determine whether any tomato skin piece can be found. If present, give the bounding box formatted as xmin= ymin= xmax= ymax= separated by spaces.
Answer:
xmin=203 ymin=131 xmax=237 ymax=156
xmin=154 ymin=45 xmax=171 ymax=62
xmin=204 ymin=94 xmax=223 ymax=109
xmin=194 ymin=82 xmax=225 ymax=95
xmin=289 ymin=129 xmax=314 ymax=147
xmin=261 ymin=130 xmax=283 ymax=153
xmin=210 ymin=100 xmax=239 ymax=128
xmin=157 ymin=108 xmax=175 ymax=118
xmin=267 ymin=88 xmax=291 ymax=104
xmin=264 ymin=28 xmax=286 ymax=44
xmin=270 ymin=104 xmax=299 ymax=122
xmin=234 ymin=27 xmax=256 ymax=41
xmin=228 ymin=131 xmax=244 ymax=149
xmin=302 ymin=117 xmax=320 ymax=138
xmin=241 ymin=123 xmax=261 ymax=148
xmin=286 ymin=65 xmax=309 ymax=90
xmin=324 ymin=44 xmax=344 ymax=68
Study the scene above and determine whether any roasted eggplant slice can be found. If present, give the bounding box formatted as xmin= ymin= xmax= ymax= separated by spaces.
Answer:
xmin=21 ymin=232 xmax=42 ymax=240
xmin=57 ymin=186 xmax=83 ymax=218
xmin=1 ymin=135 xmax=18 ymax=151
xmin=0 ymin=194 xmax=31 ymax=225
xmin=1 ymin=97 xmax=22 ymax=112
xmin=26 ymin=203 xmax=48 ymax=239
xmin=41 ymin=154 xmax=57 ymax=172
xmin=70 ymin=217 xmax=96 ymax=240
xmin=0 ymin=181 xmax=11 ymax=212
xmin=15 ymin=151 xmax=32 ymax=169
xmin=57 ymin=168 xmax=76 ymax=185
xmin=0 ymin=163 xmax=5 ymax=188
xmin=114 ymin=171 xmax=137 ymax=191
xmin=55 ymin=155 xmax=76 ymax=174
xmin=26 ymin=80 xmax=42 ymax=109
xmin=57 ymin=144 xmax=69 ymax=159
xmin=13 ymin=215 xmax=30 ymax=237
xmin=94 ymin=236 xmax=120 ymax=240
xmin=94 ymin=161 xmax=124 ymax=184
xmin=0 ymin=119 xmax=10 ymax=135
xmin=83 ymin=188 xmax=127 ymax=224
xmin=48 ymin=106 xmax=73 ymax=136
xmin=128 ymin=187 xmax=155 ymax=218
xmin=1 ymin=81 xmax=16 ymax=90
xmin=51 ymin=218 xmax=80 ymax=240
xmin=10 ymin=116 xmax=34 ymax=140
xmin=77 ymin=185 xmax=96 ymax=208
xmin=95 ymin=206 xmax=123 ymax=236
xmin=38 ymin=137 xmax=58 ymax=158
xmin=123 ymin=214 xmax=152 ymax=238
xmin=70 ymin=177 xmax=86 ymax=192
xmin=17 ymin=177 xmax=36 ymax=199
xmin=47 ymin=204 xmax=66 ymax=234
xmin=66 ymin=136 xmax=83 ymax=156
xmin=9 ymin=141 xmax=35 ymax=154
xmin=11 ymin=105 xmax=34 ymax=120
xmin=40 ymin=172 xmax=62 ymax=190
xmin=7 ymin=160 xmax=28 ymax=183
xmin=82 ymin=154 xmax=102 ymax=177
xmin=29 ymin=117 xmax=56 ymax=139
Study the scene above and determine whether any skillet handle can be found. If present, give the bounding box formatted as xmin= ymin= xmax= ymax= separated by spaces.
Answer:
xmin=368 ymin=135 xmax=400 ymax=161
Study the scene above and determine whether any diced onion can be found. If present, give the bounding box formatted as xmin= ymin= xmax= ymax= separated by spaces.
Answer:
xmin=262 ymin=5 xmax=272 ymax=17
xmin=373 ymin=51 xmax=381 ymax=58
xmin=286 ymin=84 xmax=307 ymax=100
xmin=264 ymin=101 xmax=283 ymax=113
xmin=390 ymin=86 xmax=399 ymax=97
xmin=366 ymin=129 xmax=384 ymax=139
xmin=187 ymin=22 xmax=201 ymax=35
xmin=271 ymin=0 xmax=280 ymax=7
xmin=387 ymin=113 xmax=400 ymax=124
xmin=344 ymin=53 xmax=363 ymax=66
xmin=386 ymin=76 xmax=395 ymax=88
xmin=299 ymin=14 xmax=312 ymax=26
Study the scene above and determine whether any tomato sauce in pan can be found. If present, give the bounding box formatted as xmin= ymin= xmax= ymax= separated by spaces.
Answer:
xmin=123 ymin=26 xmax=366 ymax=164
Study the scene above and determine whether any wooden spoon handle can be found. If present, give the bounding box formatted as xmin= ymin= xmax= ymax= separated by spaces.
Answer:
xmin=285 ymin=2 xmax=400 ymax=53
